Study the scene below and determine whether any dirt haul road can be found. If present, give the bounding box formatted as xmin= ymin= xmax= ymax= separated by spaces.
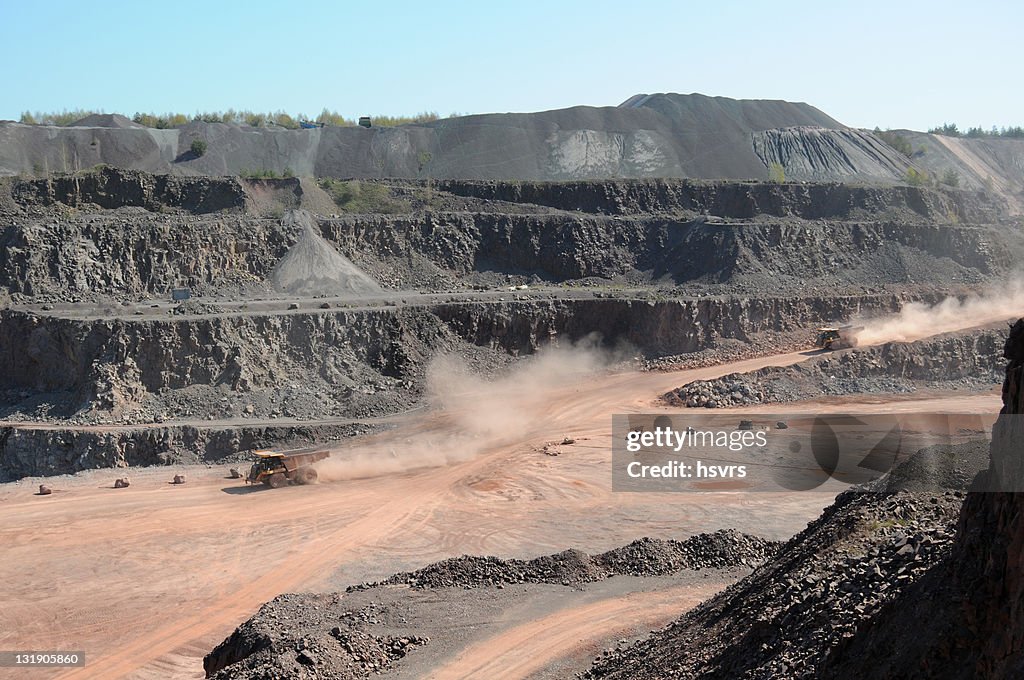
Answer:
xmin=426 ymin=582 xmax=727 ymax=680
xmin=0 ymin=351 xmax=1000 ymax=680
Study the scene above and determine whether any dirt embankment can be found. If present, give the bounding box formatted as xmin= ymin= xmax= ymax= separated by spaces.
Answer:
xmin=666 ymin=327 xmax=1006 ymax=408
xmin=203 ymin=530 xmax=776 ymax=679
xmin=890 ymin=130 xmax=1024 ymax=208
xmin=434 ymin=177 xmax=1004 ymax=223
xmin=355 ymin=530 xmax=777 ymax=591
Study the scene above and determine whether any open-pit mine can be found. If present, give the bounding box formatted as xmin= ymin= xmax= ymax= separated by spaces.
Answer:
xmin=2 ymin=92 xmax=1024 ymax=679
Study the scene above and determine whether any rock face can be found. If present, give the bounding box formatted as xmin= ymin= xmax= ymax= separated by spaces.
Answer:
xmin=949 ymin=320 xmax=1024 ymax=676
xmin=433 ymin=177 xmax=1002 ymax=222
xmin=0 ymin=422 xmax=363 ymax=482
xmin=1 ymin=172 xmax=1017 ymax=480
xmin=0 ymin=292 xmax=925 ymax=480
xmin=12 ymin=166 xmax=246 ymax=213
xmin=0 ymin=295 xmax=908 ymax=405
xmin=2 ymin=173 xmax=1014 ymax=301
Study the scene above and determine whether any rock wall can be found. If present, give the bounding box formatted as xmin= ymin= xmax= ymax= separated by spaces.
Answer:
xmin=0 ymin=212 xmax=290 ymax=298
xmin=0 ymin=294 xmax=915 ymax=479
xmin=946 ymin=321 xmax=1024 ymax=676
xmin=13 ymin=166 xmax=247 ymax=213
xmin=0 ymin=295 xmax=910 ymax=400
xmin=433 ymin=178 xmax=1003 ymax=223
xmin=2 ymin=188 xmax=1012 ymax=299
xmin=433 ymin=295 xmax=914 ymax=356
xmin=0 ymin=306 xmax=453 ymax=399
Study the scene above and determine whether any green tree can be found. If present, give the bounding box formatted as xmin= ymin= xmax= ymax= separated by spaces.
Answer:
xmin=768 ymin=162 xmax=785 ymax=183
xmin=190 ymin=139 xmax=208 ymax=157
xmin=939 ymin=168 xmax=960 ymax=187
xmin=875 ymin=129 xmax=913 ymax=157
xmin=905 ymin=167 xmax=929 ymax=187
xmin=928 ymin=123 xmax=961 ymax=137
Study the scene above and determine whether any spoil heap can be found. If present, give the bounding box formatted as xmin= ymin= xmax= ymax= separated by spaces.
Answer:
xmin=270 ymin=210 xmax=382 ymax=296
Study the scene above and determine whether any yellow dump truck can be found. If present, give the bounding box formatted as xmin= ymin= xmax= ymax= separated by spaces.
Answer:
xmin=246 ymin=448 xmax=330 ymax=488
xmin=815 ymin=325 xmax=862 ymax=350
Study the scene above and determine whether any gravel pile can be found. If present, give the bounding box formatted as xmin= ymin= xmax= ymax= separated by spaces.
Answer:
xmin=595 ymin=530 xmax=777 ymax=576
xmin=353 ymin=529 xmax=778 ymax=591
xmin=205 ymin=596 xmax=428 ymax=680
xmin=270 ymin=210 xmax=383 ymax=296
xmin=642 ymin=333 xmax=806 ymax=372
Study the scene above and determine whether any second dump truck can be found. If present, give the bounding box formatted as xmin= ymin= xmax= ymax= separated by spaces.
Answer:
xmin=246 ymin=448 xmax=330 ymax=488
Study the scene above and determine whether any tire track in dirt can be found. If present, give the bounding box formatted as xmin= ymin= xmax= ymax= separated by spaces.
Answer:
xmin=54 ymin=457 xmax=492 ymax=680
xmin=429 ymin=582 xmax=726 ymax=679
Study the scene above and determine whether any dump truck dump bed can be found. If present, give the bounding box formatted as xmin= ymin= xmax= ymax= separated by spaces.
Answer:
xmin=278 ymin=450 xmax=331 ymax=472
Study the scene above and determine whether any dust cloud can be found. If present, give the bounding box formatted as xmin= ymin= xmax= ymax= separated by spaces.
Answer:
xmin=316 ymin=339 xmax=613 ymax=481
xmin=854 ymin=280 xmax=1024 ymax=346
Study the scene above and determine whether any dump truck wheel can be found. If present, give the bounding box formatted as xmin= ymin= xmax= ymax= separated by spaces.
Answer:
xmin=268 ymin=473 xmax=288 ymax=489
xmin=298 ymin=467 xmax=318 ymax=484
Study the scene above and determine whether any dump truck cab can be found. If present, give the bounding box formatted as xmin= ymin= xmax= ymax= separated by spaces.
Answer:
xmin=816 ymin=327 xmax=842 ymax=350
xmin=247 ymin=452 xmax=286 ymax=486
xmin=246 ymin=448 xmax=329 ymax=488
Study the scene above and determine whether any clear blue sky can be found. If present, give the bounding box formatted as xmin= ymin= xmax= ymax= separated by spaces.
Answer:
xmin=1 ymin=0 xmax=1020 ymax=131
